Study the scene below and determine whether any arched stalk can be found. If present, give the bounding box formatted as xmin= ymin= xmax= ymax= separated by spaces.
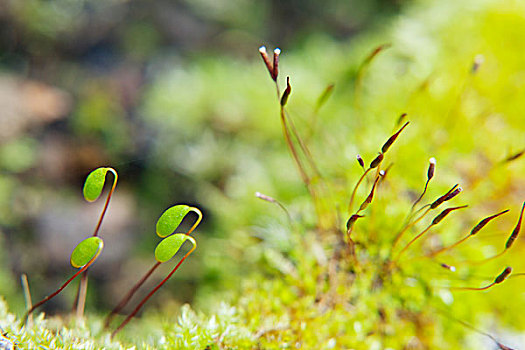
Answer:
xmin=75 ymin=167 xmax=118 ymax=318
xmin=23 ymin=238 xmax=103 ymax=325
xmin=111 ymin=237 xmax=197 ymax=338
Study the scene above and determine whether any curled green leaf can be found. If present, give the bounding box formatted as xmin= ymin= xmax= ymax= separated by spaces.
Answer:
xmin=70 ymin=236 xmax=104 ymax=268
xmin=156 ymin=205 xmax=200 ymax=238
xmin=154 ymin=234 xmax=196 ymax=263
xmin=83 ymin=167 xmax=117 ymax=202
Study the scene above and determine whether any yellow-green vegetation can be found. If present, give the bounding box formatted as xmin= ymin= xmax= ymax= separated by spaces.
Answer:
xmin=2 ymin=0 xmax=525 ymax=348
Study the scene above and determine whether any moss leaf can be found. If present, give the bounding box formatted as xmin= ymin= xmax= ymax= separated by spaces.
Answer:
xmin=156 ymin=205 xmax=192 ymax=238
xmin=83 ymin=167 xmax=110 ymax=202
xmin=154 ymin=233 xmax=192 ymax=263
xmin=70 ymin=236 xmax=104 ymax=268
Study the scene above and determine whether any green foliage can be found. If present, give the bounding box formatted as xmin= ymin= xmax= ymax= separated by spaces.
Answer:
xmin=154 ymin=234 xmax=195 ymax=263
xmin=70 ymin=237 xmax=104 ymax=269
xmin=82 ymin=167 xmax=112 ymax=202
xmin=156 ymin=205 xmax=192 ymax=238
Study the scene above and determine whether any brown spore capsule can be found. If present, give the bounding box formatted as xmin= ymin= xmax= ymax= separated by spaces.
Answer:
xmin=397 ymin=113 xmax=407 ymax=126
xmin=381 ymin=121 xmax=409 ymax=153
xmin=346 ymin=214 xmax=364 ymax=232
xmin=427 ymin=157 xmax=436 ymax=180
xmin=356 ymin=154 xmax=365 ymax=169
xmin=431 ymin=205 xmax=468 ymax=225
xmin=505 ymin=202 xmax=524 ymax=249
xmin=280 ymin=77 xmax=292 ymax=106
xmin=370 ymin=153 xmax=384 ymax=169
xmin=470 ymin=209 xmax=509 ymax=236
xmin=358 ymin=175 xmax=381 ymax=212
xmin=504 ymin=149 xmax=524 ymax=163
xmin=430 ymin=184 xmax=460 ymax=209
xmin=259 ymin=46 xmax=274 ymax=81
xmin=494 ymin=267 xmax=512 ymax=284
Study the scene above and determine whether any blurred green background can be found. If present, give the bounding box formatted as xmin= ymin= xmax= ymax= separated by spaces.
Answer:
xmin=0 ymin=0 xmax=402 ymax=315
xmin=1 ymin=0 xmax=525 ymax=347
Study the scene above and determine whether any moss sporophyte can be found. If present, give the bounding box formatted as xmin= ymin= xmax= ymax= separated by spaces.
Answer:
xmin=258 ymin=45 xmax=523 ymax=349
xmin=106 ymin=204 xmax=202 ymax=337
xmin=21 ymin=167 xmax=202 ymax=338
xmin=23 ymin=167 xmax=117 ymax=324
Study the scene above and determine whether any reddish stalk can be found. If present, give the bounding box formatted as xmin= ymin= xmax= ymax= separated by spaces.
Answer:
xmin=92 ymin=168 xmax=118 ymax=238
xmin=466 ymin=203 xmax=523 ymax=265
xmin=354 ymin=44 xmax=391 ymax=108
xmin=394 ymin=205 xmax=467 ymax=262
xmin=391 ymin=207 xmax=431 ymax=252
xmin=22 ymin=251 xmax=101 ymax=325
xmin=428 ymin=209 xmax=509 ymax=257
xmin=104 ymin=262 xmax=161 ymax=329
xmin=186 ymin=208 xmax=203 ymax=235
xmin=410 ymin=158 xmax=436 ymax=213
xmin=427 ymin=235 xmax=470 ymax=258
xmin=111 ymin=242 xmax=196 ymax=338
xmin=450 ymin=267 xmax=511 ymax=291
xmin=105 ymin=207 xmax=201 ymax=329
xmin=347 ymin=168 xmax=372 ymax=213
xmin=75 ymin=168 xmax=118 ymax=317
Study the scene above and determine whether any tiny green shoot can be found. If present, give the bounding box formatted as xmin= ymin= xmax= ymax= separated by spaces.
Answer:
xmin=22 ymin=236 xmax=104 ymax=324
xmin=74 ymin=167 xmax=118 ymax=318
xmin=105 ymin=204 xmax=202 ymax=337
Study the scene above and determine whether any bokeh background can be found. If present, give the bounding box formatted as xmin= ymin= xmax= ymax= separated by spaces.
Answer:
xmin=0 ymin=0 xmax=402 ymax=315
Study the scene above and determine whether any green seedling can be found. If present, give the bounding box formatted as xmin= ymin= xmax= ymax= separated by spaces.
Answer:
xmin=82 ymin=167 xmax=118 ymax=234
xmin=74 ymin=167 xmax=118 ymax=318
xmin=22 ymin=236 xmax=104 ymax=324
xmin=22 ymin=166 xmax=116 ymax=323
xmin=105 ymin=204 xmax=202 ymax=337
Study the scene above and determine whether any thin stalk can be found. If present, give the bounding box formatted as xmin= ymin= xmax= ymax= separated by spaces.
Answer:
xmin=104 ymin=262 xmax=161 ymax=329
xmin=22 ymin=252 xmax=100 ymax=325
xmin=436 ymin=308 xmax=513 ymax=350
xmin=410 ymin=178 xmax=431 ymax=214
xmin=112 ymin=240 xmax=197 ymax=338
xmin=395 ymin=205 xmax=467 ymax=261
xmin=75 ymin=168 xmax=118 ymax=317
xmin=347 ymin=168 xmax=372 ymax=213
xmin=105 ymin=208 xmax=200 ymax=329
xmin=284 ymin=109 xmax=322 ymax=178
xmin=186 ymin=208 xmax=203 ymax=235
xmin=466 ymin=250 xmax=505 ymax=265
xmin=427 ymin=235 xmax=470 ymax=257
xmin=92 ymin=168 xmax=118 ymax=238
xmin=279 ymin=105 xmax=310 ymax=188
xmin=391 ymin=207 xmax=431 ymax=253
xmin=75 ymin=273 xmax=88 ymax=319
xmin=20 ymin=274 xmax=33 ymax=326
xmin=255 ymin=192 xmax=293 ymax=226
xmin=451 ymin=267 xmax=511 ymax=291
xmin=449 ymin=283 xmax=495 ymax=291
xmin=394 ymin=223 xmax=434 ymax=262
